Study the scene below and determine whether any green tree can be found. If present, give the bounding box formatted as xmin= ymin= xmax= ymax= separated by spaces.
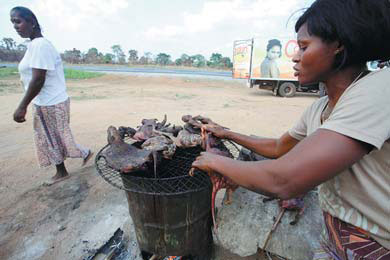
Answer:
xmin=0 ymin=38 xmax=25 ymax=62
xmin=175 ymin=58 xmax=183 ymax=66
xmin=84 ymin=48 xmax=100 ymax=64
xmin=1 ymin=38 xmax=16 ymax=50
xmin=180 ymin=54 xmax=192 ymax=66
xmin=103 ymin=53 xmax=115 ymax=64
xmin=220 ymin=57 xmax=233 ymax=68
xmin=111 ymin=44 xmax=126 ymax=64
xmin=128 ymin=49 xmax=138 ymax=64
xmin=62 ymin=48 xmax=82 ymax=64
xmin=191 ymin=54 xmax=206 ymax=67
xmin=208 ymin=53 xmax=223 ymax=67
xmin=138 ymin=52 xmax=153 ymax=65
xmin=155 ymin=53 xmax=171 ymax=65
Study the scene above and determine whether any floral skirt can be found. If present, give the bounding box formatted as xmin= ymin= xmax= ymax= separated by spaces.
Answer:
xmin=32 ymin=98 xmax=89 ymax=167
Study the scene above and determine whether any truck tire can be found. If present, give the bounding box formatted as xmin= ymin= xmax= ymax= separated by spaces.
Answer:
xmin=278 ymin=82 xmax=296 ymax=97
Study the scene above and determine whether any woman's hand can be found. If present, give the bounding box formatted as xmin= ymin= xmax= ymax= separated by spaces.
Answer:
xmin=202 ymin=124 xmax=230 ymax=139
xmin=192 ymin=152 xmax=220 ymax=173
xmin=13 ymin=106 xmax=27 ymax=123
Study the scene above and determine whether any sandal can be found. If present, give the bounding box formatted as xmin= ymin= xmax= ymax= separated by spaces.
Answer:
xmin=82 ymin=150 xmax=94 ymax=166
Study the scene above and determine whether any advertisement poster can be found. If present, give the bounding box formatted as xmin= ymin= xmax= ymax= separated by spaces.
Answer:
xmin=250 ymin=38 xmax=298 ymax=80
xmin=232 ymin=40 xmax=252 ymax=79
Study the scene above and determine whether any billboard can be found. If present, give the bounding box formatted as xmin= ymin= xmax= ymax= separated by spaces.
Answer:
xmin=250 ymin=38 xmax=298 ymax=80
xmin=232 ymin=39 xmax=252 ymax=79
xmin=232 ymin=37 xmax=299 ymax=80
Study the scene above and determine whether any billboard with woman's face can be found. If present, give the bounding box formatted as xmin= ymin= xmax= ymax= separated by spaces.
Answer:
xmin=251 ymin=38 xmax=298 ymax=80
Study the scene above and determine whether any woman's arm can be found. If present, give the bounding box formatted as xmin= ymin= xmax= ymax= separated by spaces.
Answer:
xmin=193 ymin=129 xmax=370 ymax=199
xmin=269 ymin=61 xmax=279 ymax=78
xmin=14 ymin=68 xmax=46 ymax=122
xmin=226 ymin=131 xmax=299 ymax=159
xmin=203 ymin=124 xmax=299 ymax=158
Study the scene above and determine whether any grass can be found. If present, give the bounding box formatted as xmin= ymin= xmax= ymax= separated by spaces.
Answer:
xmin=175 ymin=93 xmax=196 ymax=100
xmin=64 ymin=69 xmax=103 ymax=79
xmin=0 ymin=67 xmax=19 ymax=78
xmin=0 ymin=67 xmax=103 ymax=96
xmin=0 ymin=67 xmax=103 ymax=80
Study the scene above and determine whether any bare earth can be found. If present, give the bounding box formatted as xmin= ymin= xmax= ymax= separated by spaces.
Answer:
xmin=0 ymin=74 xmax=318 ymax=260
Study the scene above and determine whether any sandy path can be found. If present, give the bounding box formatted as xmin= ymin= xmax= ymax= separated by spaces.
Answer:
xmin=0 ymin=74 xmax=317 ymax=259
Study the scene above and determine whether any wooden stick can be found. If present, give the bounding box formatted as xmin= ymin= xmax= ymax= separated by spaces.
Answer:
xmin=262 ymin=208 xmax=286 ymax=250
xmin=149 ymin=254 xmax=159 ymax=260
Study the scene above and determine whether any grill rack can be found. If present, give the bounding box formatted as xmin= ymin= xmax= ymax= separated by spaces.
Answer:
xmin=95 ymin=139 xmax=240 ymax=195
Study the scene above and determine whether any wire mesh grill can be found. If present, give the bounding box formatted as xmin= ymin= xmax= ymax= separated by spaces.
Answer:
xmin=95 ymin=139 xmax=240 ymax=195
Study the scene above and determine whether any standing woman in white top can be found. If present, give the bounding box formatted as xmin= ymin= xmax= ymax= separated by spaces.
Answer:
xmin=10 ymin=6 xmax=93 ymax=185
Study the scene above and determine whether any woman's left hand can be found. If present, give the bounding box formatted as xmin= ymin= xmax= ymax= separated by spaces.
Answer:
xmin=13 ymin=106 xmax=27 ymax=123
xmin=191 ymin=151 xmax=220 ymax=173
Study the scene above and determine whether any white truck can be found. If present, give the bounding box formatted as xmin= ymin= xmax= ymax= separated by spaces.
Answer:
xmin=233 ymin=38 xmax=324 ymax=97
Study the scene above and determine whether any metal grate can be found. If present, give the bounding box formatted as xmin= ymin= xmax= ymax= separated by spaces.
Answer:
xmin=95 ymin=139 xmax=240 ymax=196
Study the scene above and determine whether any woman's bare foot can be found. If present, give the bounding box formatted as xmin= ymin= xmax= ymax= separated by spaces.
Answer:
xmin=43 ymin=163 xmax=70 ymax=186
xmin=43 ymin=174 xmax=70 ymax=186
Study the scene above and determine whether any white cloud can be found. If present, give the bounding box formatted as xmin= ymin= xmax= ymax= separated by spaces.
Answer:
xmin=35 ymin=0 xmax=129 ymax=31
xmin=144 ymin=0 xmax=300 ymax=38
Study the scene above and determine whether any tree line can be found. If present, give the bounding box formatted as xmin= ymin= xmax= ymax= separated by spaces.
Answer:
xmin=0 ymin=37 xmax=233 ymax=69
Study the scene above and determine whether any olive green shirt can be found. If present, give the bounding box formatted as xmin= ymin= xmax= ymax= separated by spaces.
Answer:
xmin=289 ymin=68 xmax=390 ymax=249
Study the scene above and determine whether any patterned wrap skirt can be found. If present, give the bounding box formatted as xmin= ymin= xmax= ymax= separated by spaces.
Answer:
xmin=314 ymin=212 xmax=390 ymax=260
xmin=237 ymin=147 xmax=390 ymax=260
xmin=32 ymin=98 xmax=89 ymax=167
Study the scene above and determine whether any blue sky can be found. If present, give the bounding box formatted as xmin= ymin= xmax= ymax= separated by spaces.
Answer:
xmin=1 ymin=0 xmax=314 ymax=60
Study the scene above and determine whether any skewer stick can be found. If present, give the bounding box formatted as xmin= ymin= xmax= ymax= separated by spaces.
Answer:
xmin=262 ymin=208 xmax=286 ymax=250
xmin=149 ymin=254 xmax=159 ymax=260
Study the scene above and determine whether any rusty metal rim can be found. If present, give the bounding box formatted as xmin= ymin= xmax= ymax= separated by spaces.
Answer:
xmin=94 ymin=144 xmax=212 ymax=195
xmin=95 ymin=144 xmax=204 ymax=181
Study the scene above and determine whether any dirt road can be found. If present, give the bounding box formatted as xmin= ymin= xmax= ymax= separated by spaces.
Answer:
xmin=0 ymin=74 xmax=317 ymax=259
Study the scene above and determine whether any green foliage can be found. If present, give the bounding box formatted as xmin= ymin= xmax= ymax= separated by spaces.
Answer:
xmin=2 ymin=38 xmax=17 ymax=50
xmin=209 ymin=53 xmax=223 ymax=65
xmin=175 ymin=93 xmax=196 ymax=100
xmin=111 ymin=45 xmax=126 ymax=64
xmin=175 ymin=58 xmax=183 ymax=66
xmin=128 ymin=49 xmax=138 ymax=64
xmin=1 ymin=36 xmax=234 ymax=70
xmin=0 ymin=67 xmax=18 ymax=78
xmin=64 ymin=69 xmax=103 ymax=79
xmin=84 ymin=48 xmax=103 ymax=64
xmin=62 ymin=48 xmax=82 ymax=64
xmin=174 ymin=54 xmax=205 ymax=67
xmin=155 ymin=53 xmax=172 ymax=65
xmin=103 ymin=53 xmax=115 ymax=64
xmin=208 ymin=53 xmax=232 ymax=69
xmin=191 ymin=54 xmax=206 ymax=67
xmin=0 ymin=38 xmax=26 ymax=62
xmin=0 ymin=67 xmax=103 ymax=79
xmin=180 ymin=54 xmax=192 ymax=66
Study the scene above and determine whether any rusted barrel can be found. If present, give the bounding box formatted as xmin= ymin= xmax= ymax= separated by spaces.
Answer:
xmin=123 ymin=183 xmax=212 ymax=258
xmin=119 ymin=146 xmax=213 ymax=259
